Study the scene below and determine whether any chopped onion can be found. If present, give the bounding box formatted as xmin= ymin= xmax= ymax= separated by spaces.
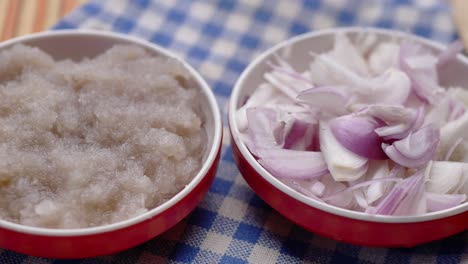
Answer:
xmin=236 ymin=83 xmax=281 ymax=131
xmin=448 ymin=99 xmax=466 ymax=122
xmin=437 ymin=40 xmax=464 ymax=66
xmin=283 ymin=119 xmax=319 ymax=151
xmin=281 ymin=179 xmax=322 ymax=201
xmin=447 ymin=87 xmax=468 ymax=108
xmin=236 ymin=33 xmax=468 ymax=216
xmin=267 ymin=61 xmax=315 ymax=88
xmin=257 ymin=148 xmax=328 ymax=180
xmin=366 ymin=160 xmax=395 ymax=204
xmin=370 ymin=170 xmax=426 ymax=216
xmin=322 ymin=176 xmax=402 ymax=202
xmin=296 ymin=86 xmax=350 ymax=116
xmin=319 ymin=121 xmax=368 ymax=182
xmin=444 ymin=138 xmax=463 ymax=161
xmin=399 ymin=41 xmax=443 ymax=104
xmin=425 ymin=161 xmax=468 ymax=194
xmin=311 ymin=181 xmax=326 ymax=196
xmin=351 ymin=68 xmax=411 ymax=105
xmin=329 ymin=32 xmax=371 ymax=77
xmin=312 ymin=56 xmax=410 ymax=105
xmin=310 ymin=53 xmax=365 ymax=87
xmin=329 ymin=114 xmax=386 ymax=159
xmin=438 ymin=111 xmax=468 ymax=159
xmin=355 ymin=31 xmax=377 ymax=55
xmin=382 ymin=125 xmax=440 ymax=168
xmin=426 ymin=192 xmax=466 ymax=212
xmin=368 ymin=42 xmax=399 ymax=75
xmin=285 ymin=179 xmax=326 ymax=198
xmin=361 ymin=104 xmax=424 ymax=140
xmin=425 ymin=96 xmax=455 ymax=128
xmin=406 ymin=55 xmax=438 ymax=70
xmin=245 ymin=107 xmax=283 ymax=155
xmin=264 ymin=72 xmax=300 ymax=100
xmin=321 ymin=174 xmax=356 ymax=208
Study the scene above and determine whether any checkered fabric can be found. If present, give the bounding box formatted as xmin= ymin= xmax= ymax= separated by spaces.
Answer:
xmin=1 ymin=0 xmax=467 ymax=263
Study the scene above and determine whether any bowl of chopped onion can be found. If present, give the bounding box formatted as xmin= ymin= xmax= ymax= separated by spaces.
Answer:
xmin=228 ymin=27 xmax=468 ymax=247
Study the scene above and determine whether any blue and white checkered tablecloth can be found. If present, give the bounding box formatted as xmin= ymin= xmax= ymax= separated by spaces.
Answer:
xmin=1 ymin=0 xmax=467 ymax=263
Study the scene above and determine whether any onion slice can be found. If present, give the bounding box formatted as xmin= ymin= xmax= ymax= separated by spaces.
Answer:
xmin=351 ymin=68 xmax=411 ymax=105
xmin=399 ymin=41 xmax=442 ymax=104
xmin=438 ymin=111 xmax=468 ymax=159
xmin=264 ymin=72 xmax=299 ymax=100
xmin=296 ymin=86 xmax=350 ymax=116
xmin=283 ymin=119 xmax=319 ymax=151
xmin=425 ymin=160 xmax=468 ymax=194
xmin=437 ymin=40 xmax=464 ymax=66
xmin=443 ymin=138 xmax=463 ymax=161
xmin=245 ymin=107 xmax=283 ymax=155
xmin=329 ymin=114 xmax=386 ymax=159
xmin=368 ymin=42 xmax=399 ymax=75
xmin=320 ymin=174 xmax=356 ymax=208
xmin=281 ymin=179 xmax=323 ymax=201
xmin=322 ymin=176 xmax=402 ymax=202
xmin=366 ymin=160 xmax=394 ymax=204
xmin=359 ymin=104 xmax=424 ymax=140
xmin=426 ymin=192 xmax=466 ymax=212
xmin=319 ymin=121 xmax=368 ymax=182
xmin=383 ymin=125 xmax=440 ymax=168
xmin=257 ymin=148 xmax=328 ymax=180
xmin=312 ymin=55 xmax=410 ymax=105
xmin=267 ymin=61 xmax=315 ymax=88
xmin=370 ymin=170 xmax=426 ymax=216
xmin=236 ymin=83 xmax=281 ymax=131
xmin=330 ymin=32 xmax=371 ymax=77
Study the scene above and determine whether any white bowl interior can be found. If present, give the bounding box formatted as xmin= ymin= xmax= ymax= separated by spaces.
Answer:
xmin=0 ymin=30 xmax=222 ymax=235
xmin=229 ymin=27 xmax=468 ymax=223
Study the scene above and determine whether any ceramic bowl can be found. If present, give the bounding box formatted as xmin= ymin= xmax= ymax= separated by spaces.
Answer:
xmin=0 ymin=30 xmax=223 ymax=258
xmin=228 ymin=27 xmax=468 ymax=247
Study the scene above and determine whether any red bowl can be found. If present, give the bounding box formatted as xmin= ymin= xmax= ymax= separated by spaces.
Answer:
xmin=228 ymin=27 xmax=468 ymax=247
xmin=0 ymin=30 xmax=223 ymax=258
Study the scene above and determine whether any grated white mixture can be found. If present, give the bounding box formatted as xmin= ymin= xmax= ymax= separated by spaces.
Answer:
xmin=0 ymin=44 xmax=205 ymax=228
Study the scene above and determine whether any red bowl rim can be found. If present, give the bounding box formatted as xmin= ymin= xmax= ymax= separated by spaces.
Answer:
xmin=0 ymin=30 xmax=223 ymax=236
xmin=228 ymin=26 xmax=468 ymax=224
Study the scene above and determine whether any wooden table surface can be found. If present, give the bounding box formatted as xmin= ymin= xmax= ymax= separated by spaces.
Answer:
xmin=0 ymin=0 xmax=87 ymax=41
